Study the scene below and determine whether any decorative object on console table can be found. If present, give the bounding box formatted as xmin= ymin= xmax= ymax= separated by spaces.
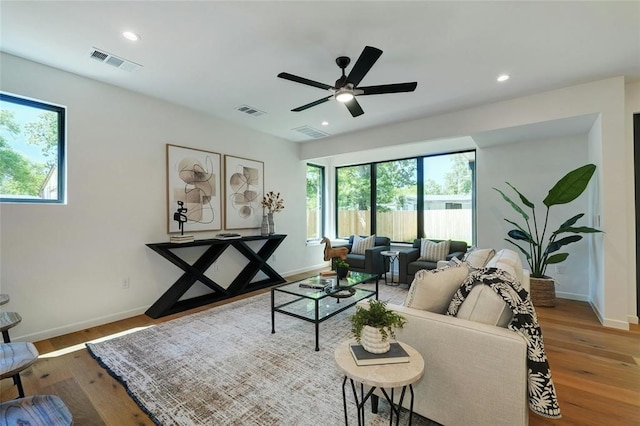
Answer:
xmin=261 ymin=191 xmax=284 ymax=235
xmin=166 ymin=144 xmax=221 ymax=233
xmin=170 ymin=201 xmax=194 ymax=243
xmin=260 ymin=215 xmax=269 ymax=236
xmin=349 ymin=299 xmax=406 ymax=354
xmin=494 ymin=164 xmax=602 ymax=307
xmin=224 ymin=155 xmax=264 ymax=230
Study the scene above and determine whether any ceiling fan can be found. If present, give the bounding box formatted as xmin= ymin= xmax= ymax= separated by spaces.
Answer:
xmin=277 ymin=46 xmax=417 ymax=117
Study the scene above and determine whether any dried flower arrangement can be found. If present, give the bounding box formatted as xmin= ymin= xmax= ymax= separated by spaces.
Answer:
xmin=261 ymin=191 xmax=284 ymax=214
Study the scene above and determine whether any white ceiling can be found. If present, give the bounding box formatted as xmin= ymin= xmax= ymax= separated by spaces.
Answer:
xmin=1 ymin=1 xmax=639 ymax=143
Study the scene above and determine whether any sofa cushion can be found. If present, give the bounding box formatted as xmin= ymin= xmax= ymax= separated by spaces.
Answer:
xmin=456 ymin=285 xmax=512 ymax=328
xmin=486 ymin=249 xmax=524 ymax=284
xmin=463 ymin=247 xmax=496 ymax=269
xmin=418 ymin=239 xmax=450 ymax=262
xmin=351 ymin=234 xmax=376 ymax=254
xmin=404 ymin=265 xmax=469 ymax=313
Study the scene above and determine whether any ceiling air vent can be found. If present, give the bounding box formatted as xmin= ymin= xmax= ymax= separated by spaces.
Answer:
xmin=293 ymin=125 xmax=330 ymax=139
xmin=235 ymin=105 xmax=266 ymax=117
xmin=88 ymin=47 xmax=142 ymax=72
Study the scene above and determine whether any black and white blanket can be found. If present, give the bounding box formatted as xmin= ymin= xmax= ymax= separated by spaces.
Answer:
xmin=446 ymin=267 xmax=562 ymax=419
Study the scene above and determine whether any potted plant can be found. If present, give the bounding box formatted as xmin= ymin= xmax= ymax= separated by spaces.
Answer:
xmin=334 ymin=257 xmax=349 ymax=280
xmin=493 ymin=163 xmax=602 ymax=306
xmin=349 ymin=300 xmax=406 ymax=353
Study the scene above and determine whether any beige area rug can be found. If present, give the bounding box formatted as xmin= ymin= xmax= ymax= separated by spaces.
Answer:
xmin=87 ymin=281 xmax=438 ymax=425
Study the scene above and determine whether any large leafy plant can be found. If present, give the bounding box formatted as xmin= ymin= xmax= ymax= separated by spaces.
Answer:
xmin=493 ymin=164 xmax=601 ymax=278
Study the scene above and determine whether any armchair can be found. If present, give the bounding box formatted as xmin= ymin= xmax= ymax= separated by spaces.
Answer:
xmin=398 ymin=238 xmax=467 ymax=284
xmin=343 ymin=235 xmax=390 ymax=276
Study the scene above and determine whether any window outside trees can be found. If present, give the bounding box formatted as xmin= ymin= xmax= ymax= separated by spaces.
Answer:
xmin=375 ymin=159 xmax=417 ymax=243
xmin=335 ymin=151 xmax=475 ymax=245
xmin=0 ymin=93 xmax=66 ymax=203
xmin=423 ymin=152 xmax=475 ymax=245
xmin=336 ymin=164 xmax=371 ymax=237
xmin=306 ymin=164 xmax=325 ymax=241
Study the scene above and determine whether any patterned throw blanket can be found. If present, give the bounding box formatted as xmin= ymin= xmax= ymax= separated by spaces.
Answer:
xmin=446 ymin=267 xmax=562 ymax=419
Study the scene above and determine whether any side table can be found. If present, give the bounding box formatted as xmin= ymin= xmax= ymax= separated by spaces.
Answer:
xmin=334 ymin=340 xmax=424 ymax=425
xmin=380 ymin=251 xmax=400 ymax=285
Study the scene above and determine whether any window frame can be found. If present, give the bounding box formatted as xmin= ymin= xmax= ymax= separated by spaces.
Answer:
xmin=0 ymin=92 xmax=66 ymax=204
xmin=306 ymin=163 xmax=325 ymax=242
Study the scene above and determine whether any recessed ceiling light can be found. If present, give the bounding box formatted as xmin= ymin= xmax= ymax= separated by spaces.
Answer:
xmin=497 ymin=74 xmax=510 ymax=82
xmin=122 ymin=31 xmax=140 ymax=41
xmin=321 ymin=121 xmax=329 ymax=126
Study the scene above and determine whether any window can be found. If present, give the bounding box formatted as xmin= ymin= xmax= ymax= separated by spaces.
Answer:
xmin=375 ymin=159 xmax=418 ymax=243
xmin=336 ymin=164 xmax=371 ymax=237
xmin=336 ymin=151 xmax=475 ymax=245
xmin=306 ymin=164 xmax=325 ymax=241
xmin=423 ymin=152 xmax=475 ymax=245
xmin=0 ymin=93 xmax=66 ymax=203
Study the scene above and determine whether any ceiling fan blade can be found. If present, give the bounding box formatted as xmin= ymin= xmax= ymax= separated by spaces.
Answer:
xmin=346 ymin=46 xmax=383 ymax=87
xmin=278 ymin=72 xmax=333 ymax=91
xmin=344 ymin=98 xmax=364 ymax=117
xmin=358 ymin=82 xmax=418 ymax=95
xmin=291 ymin=95 xmax=333 ymax=112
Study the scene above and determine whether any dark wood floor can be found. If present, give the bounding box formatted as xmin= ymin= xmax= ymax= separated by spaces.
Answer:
xmin=2 ymin=276 xmax=639 ymax=425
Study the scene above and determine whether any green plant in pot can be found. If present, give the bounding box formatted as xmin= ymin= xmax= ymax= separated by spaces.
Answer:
xmin=494 ymin=163 xmax=602 ymax=307
xmin=349 ymin=300 xmax=406 ymax=354
xmin=334 ymin=257 xmax=349 ymax=279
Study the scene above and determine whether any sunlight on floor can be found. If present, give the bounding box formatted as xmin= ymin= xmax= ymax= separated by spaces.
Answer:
xmin=39 ymin=326 xmax=154 ymax=358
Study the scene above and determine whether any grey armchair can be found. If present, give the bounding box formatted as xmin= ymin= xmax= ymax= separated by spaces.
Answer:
xmin=342 ymin=235 xmax=391 ymax=277
xmin=398 ymin=239 xmax=468 ymax=284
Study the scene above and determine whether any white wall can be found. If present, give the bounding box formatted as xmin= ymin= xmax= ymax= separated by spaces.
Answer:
xmin=0 ymin=53 xmax=323 ymax=341
xmin=477 ymin=135 xmax=590 ymax=300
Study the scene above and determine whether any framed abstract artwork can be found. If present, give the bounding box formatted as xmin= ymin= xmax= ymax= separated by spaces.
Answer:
xmin=224 ymin=155 xmax=264 ymax=230
xmin=166 ymin=144 xmax=222 ymax=233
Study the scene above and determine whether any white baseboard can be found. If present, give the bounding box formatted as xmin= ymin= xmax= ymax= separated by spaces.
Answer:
xmin=556 ymin=291 xmax=589 ymax=302
xmin=15 ymin=306 xmax=150 ymax=343
xmin=628 ymin=315 xmax=639 ymax=324
xmin=589 ymin=300 xmax=630 ymax=330
xmin=283 ymin=263 xmax=328 ymax=277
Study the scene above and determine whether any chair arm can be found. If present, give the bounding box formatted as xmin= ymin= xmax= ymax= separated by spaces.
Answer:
xmin=446 ymin=251 xmax=466 ymax=261
xmin=398 ymin=248 xmax=420 ymax=284
xmin=364 ymin=245 xmax=390 ymax=275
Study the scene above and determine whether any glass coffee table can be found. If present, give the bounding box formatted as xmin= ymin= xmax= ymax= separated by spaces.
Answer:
xmin=271 ymin=272 xmax=378 ymax=351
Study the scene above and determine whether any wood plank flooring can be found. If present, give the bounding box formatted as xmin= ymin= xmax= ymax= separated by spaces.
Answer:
xmin=2 ymin=278 xmax=639 ymax=425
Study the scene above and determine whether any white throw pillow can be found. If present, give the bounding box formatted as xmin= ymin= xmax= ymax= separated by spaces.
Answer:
xmin=351 ymin=234 xmax=376 ymax=255
xmin=463 ymin=247 xmax=496 ymax=269
xmin=486 ymin=249 xmax=524 ymax=284
xmin=456 ymin=285 xmax=513 ymax=328
xmin=404 ymin=265 xmax=469 ymax=313
xmin=418 ymin=239 xmax=450 ymax=262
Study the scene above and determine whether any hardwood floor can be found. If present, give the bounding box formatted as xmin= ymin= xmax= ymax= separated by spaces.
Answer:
xmin=2 ymin=280 xmax=639 ymax=425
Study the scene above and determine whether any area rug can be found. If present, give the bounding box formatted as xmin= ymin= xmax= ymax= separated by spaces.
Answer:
xmin=86 ymin=282 xmax=436 ymax=425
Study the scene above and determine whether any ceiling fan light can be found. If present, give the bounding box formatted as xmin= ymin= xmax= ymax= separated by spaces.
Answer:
xmin=335 ymin=89 xmax=354 ymax=103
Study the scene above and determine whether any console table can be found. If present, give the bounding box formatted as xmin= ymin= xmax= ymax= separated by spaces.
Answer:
xmin=145 ymin=234 xmax=286 ymax=318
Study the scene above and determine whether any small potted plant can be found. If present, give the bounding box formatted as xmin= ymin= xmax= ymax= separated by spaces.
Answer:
xmin=334 ymin=257 xmax=349 ymax=279
xmin=349 ymin=300 xmax=406 ymax=354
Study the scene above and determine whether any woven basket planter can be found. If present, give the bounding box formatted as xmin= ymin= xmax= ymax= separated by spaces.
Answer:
xmin=530 ymin=276 xmax=556 ymax=307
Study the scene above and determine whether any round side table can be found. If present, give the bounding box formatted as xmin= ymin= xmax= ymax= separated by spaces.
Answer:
xmin=334 ymin=340 xmax=424 ymax=425
xmin=380 ymin=251 xmax=400 ymax=285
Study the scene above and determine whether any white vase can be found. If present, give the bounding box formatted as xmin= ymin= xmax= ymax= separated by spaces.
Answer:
xmin=260 ymin=215 xmax=269 ymax=236
xmin=268 ymin=213 xmax=275 ymax=235
xmin=361 ymin=325 xmax=391 ymax=354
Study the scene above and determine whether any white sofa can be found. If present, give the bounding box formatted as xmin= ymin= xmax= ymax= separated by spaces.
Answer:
xmin=360 ymin=249 xmax=531 ymax=425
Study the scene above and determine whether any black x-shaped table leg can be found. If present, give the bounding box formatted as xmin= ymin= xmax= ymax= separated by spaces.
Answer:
xmin=145 ymin=235 xmax=286 ymax=318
